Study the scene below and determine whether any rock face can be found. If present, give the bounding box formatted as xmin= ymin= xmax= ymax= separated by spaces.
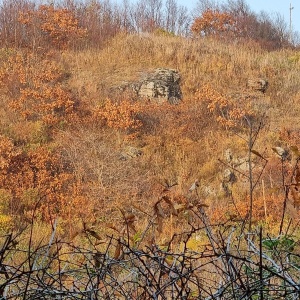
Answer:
xmin=224 ymin=148 xmax=251 ymax=172
xmin=222 ymin=168 xmax=237 ymax=197
xmin=247 ymin=78 xmax=268 ymax=93
xmin=138 ymin=68 xmax=182 ymax=104
xmin=114 ymin=68 xmax=182 ymax=104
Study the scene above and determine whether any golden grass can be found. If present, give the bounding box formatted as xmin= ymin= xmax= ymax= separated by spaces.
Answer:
xmin=1 ymin=33 xmax=300 ymax=242
xmin=1 ymin=34 xmax=300 ymax=299
xmin=57 ymin=34 xmax=300 ymax=235
xmin=63 ymin=34 xmax=300 ymax=113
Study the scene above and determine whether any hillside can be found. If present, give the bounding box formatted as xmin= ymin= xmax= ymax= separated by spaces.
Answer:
xmin=64 ymin=34 xmax=300 ymax=233
xmin=0 ymin=2 xmax=300 ymax=296
xmin=0 ymin=32 xmax=300 ymax=238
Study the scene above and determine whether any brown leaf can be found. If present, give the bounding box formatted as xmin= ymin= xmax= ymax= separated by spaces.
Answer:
xmin=113 ymin=241 xmax=122 ymax=260
xmin=128 ymin=222 xmax=136 ymax=233
xmin=85 ymin=229 xmax=102 ymax=240
xmin=125 ymin=214 xmax=136 ymax=223
xmin=161 ymin=195 xmax=178 ymax=216
xmin=122 ymin=213 xmax=137 ymax=233
xmin=197 ymin=203 xmax=209 ymax=208
xmin=251 ymin=149 xmax=266 ymax=160
xmin=295 ymin=166 xmax=300 ymax=184
xmin=156 ymin=215 xmax=163 ymax=233
xmin=290 ymin=184 xmax=300 ymax=209
xmin=154 ymin=201 xmax=165 ymax=218
xmin=154 ymin=195 xmax=179 ymax=233
xmin=93 ymin=252 xmax=102 ymax=268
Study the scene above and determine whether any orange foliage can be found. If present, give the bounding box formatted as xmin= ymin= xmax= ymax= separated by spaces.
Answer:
xmin=235 ymin=195 xmax=283 ymax=223
xmin=0 ymin=135 xmax=87 ymax=225
xmin=19 ymin=4 xmax=87 ymax=50
xmin=0 ymin=51 xmax=77 ymax=128
xmin=279 ymin=128 xmax=300 ymax=148
xmin=191 ymin=9 xmax=239 ymax=38
xmin=194 ymin=85 xmax=253 ymax=128
xmin=93 ymin=99 xmax=142 ymax=134
xmin=209 ymin=194 xmax=285 ymax=226
xmin=0 ymin=45 xmax=88 ymax=230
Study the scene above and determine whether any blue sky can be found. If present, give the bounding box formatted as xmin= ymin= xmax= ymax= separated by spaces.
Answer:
xmin=181 ymin=1 xmax=300 ymax=33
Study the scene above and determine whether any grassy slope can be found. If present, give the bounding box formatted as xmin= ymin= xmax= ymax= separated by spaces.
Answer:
xmin=1 ymin=33 xmax=299 ymax=240
xmin=55 ymin=33 xmax=300 ymax=239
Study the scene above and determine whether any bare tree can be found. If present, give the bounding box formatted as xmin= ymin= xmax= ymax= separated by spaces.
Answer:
xmin=164 ymin=0 xmax=190 ymax=35
xmin=165 ymin=0 xmax=178 ymax=33
xmin=146 ymin=0 xmax=163 ymax=28
xmin=223 ymin=0 xmax=251 ymax=17
xmin=176 ymin=5 xmax=191 ymax=35
xmin=194 ymin=0 xmax=219 ymax=16
xmin=131 ymin=0 xmax=163 ymax=32
xmin=127 ymin=0 xmax=147 ymax=33
xmin=119 ymin=0 xmax=135 ymax=32
xmin=0 ymin=0 xmax=35 ymax=47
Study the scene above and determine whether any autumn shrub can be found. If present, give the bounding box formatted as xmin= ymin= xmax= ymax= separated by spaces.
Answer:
xmin=18 ymin=4 xmax=87 ymax=50
xmin=92 ymin=98 xmax=143 ymax=138
xmin=231 ymin=194 xmax=284 ymax=224
xmin=191 ymin=9 xmax=239 ymax=39
xmin=0 ymin=134 xmax=90 ymax=233
xmin=192 ymin=3 xmax=291 ymax=50
xmin=0 ymin=48 xmax=87 ymax=233
xmin=0 ymin=50 xmax=78 ymax=134
xmin=194 ymin=84 xmax=255 ymax=129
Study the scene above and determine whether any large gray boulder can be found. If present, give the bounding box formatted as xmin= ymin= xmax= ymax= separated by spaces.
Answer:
xmin=113 ymin=68 xmax=182 ymax=104
xmin=138 ymin=68 xmax=182 ymax=104
xmin=247 ymin=78 xmax=268 ymax=93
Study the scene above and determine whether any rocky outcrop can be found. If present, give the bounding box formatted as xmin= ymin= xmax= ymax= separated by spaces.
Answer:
xmin=113 ymin=68 xmax=182 ymax=104
xmin=247 ymin=78 xmax=268 ymax=93
xmin=222 ymin=168 xmax=237 ymax=197
xmin=224 ymin=148 xmax=251 ymax=172
xmin=138 ymin=68 xmax=182 ymax=104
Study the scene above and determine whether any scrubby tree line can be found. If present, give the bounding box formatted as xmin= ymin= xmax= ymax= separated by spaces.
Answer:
xmin=0 ymin=0 xmax=296 ymax=50
xmin=0 ymin=0 xmax=191 ymax=49
xmin=193 ymin=0 xmax=295 ymax=50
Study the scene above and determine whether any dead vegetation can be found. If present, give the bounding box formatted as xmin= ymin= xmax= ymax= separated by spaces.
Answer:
xmin=0 ymin=0 xmax=299 ymax=298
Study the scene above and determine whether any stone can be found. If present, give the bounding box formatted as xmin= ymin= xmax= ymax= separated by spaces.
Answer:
xmin=224 ymin=148 xmax=251 ymax=172
xmin=112 ymin=68 xmax=182 ymax=104
xmin=224 ymin=148 xmax=233 ymax=163
xmin=138 ymin=68 xmax=182 ymax=104
xmin=247 ymin=78 xmax=268 ymax=93
xmin=222 ymin=169 xmax=236 ymax=197
xmin=202 ymin=185 xmax=217 ymax=197
xmin=223 ymin=169 xmax=237 ymax=183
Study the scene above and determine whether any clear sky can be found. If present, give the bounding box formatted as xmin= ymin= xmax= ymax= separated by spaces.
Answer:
xmin=181 ymin=1 xmax=299 ymax=33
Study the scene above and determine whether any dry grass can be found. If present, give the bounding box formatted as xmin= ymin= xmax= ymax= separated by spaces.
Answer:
xmin=55 ymin=33 xmax=300 ymax=238
xmin=63 ymin=33 xmax=300 ymax=115
xmin=0 ymin=32 xmax=300 ymax=242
